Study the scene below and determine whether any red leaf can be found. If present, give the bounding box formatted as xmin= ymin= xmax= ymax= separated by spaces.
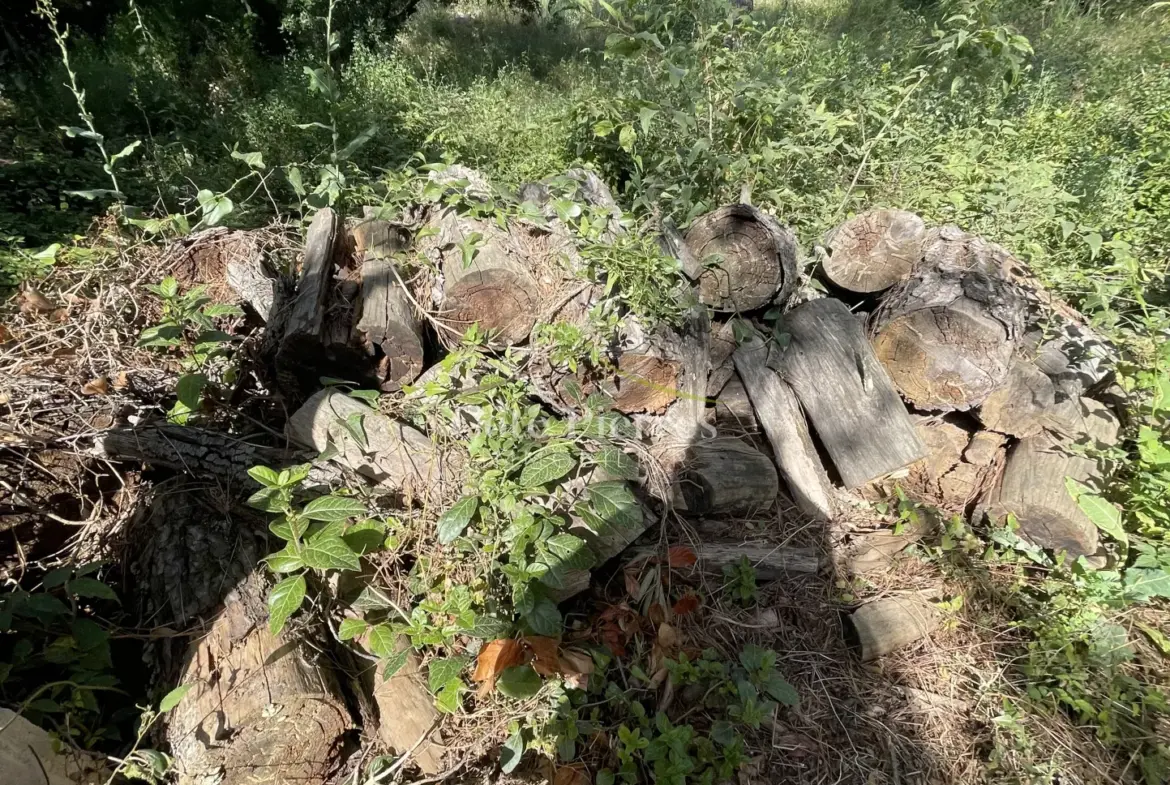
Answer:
xmin=667 ymin=545 xmax=697 ymax=568
xmin=472 ymin=638 xmax=524 ymax=695
xmin=524 ymin=636 xmax=562 ymax=677
xmin=672 ymin=593 xmax=700 ymax=616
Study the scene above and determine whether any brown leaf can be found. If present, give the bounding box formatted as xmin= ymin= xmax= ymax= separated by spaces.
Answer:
xmin=524 ymin=636 xmax=562 ymax=677
xmin=667 ymin=545 xmax=697 ymax=568
xmin=20 ymin=286 xmax=58 ymax=312
xmin=672 ymin=593 xmax=700 ymax=616
xmin=560 ymin=648 xmax=594 ymax=690
xmin=49 ymin=308 xmax=69 ymax=323
xmin=472 ymin=638 xmax=524 ymax=695
xmin=553 ymin=765 xmax=590 ymax=785
xmin=111 ymin=371 xmax=130 ymax=389
xmin=647 ymin=602 xmax=666 ymax=627
xmin=0 ymin=324 xmax=12 ymax=342
xmin=657 ymin=622 xmax=680 ymax=651
xmin=623 ymin=565 xmax=642 ymax=599
xmin=82 ymin=377 xmax=109 ymax=396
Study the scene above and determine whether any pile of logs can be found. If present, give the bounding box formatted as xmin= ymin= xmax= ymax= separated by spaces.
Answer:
xmin=103 ymin=171 xmax=1123 ymax=783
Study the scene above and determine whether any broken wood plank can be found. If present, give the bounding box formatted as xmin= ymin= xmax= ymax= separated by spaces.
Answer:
xmin=276 ymin=208 xmax=342 ymax=396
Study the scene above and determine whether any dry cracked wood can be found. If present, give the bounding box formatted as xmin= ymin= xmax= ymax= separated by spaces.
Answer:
xmin=848 ymin=594 xmax=943 ymax=661
xmin=352 ymin=258 xmax=425 ymax=391
xmin=822 ymin=209 xmax=926 ymax=293
xmin=276 ymin=208 xmax=343 ymax=396
xmin=684 ymin=205 xmax=798 ymax=312
xmin=977 ymin=360 xmax=1057 ymax=438
xmin=670 ymin=438 xmax=779 ymax=516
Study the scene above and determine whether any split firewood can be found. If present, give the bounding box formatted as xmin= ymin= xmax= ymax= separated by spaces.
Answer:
xmin=519 ymin=168 xmax=625 ymax=240
xmin=848 ymin=593 xmax=943 ymax=661
xmin=982 ymin=397 xmax=1120 ymax=558
xmin=706 ymin=320 xmax=738 ymax=398
xmin=977 ymin=360 xmax=1057 ymax=438
xmin=821 ymin=209 xmax=926 ymax=293
xmin=713 ymin=375 xmax=757 ymax=432
xmin=286 ymin=389 xmax=451 ymax=503
xmin=369 ymin=635 xmax=445 ymax=774
xmin=844 ymin=520 xmax=932 ymax=575
xmin=684 ymin=204 xmax=798 ymax=312
xmin=773 ymin=298 xmax=924 ymax=487
xmin=165 ymin=572 xmax=350 ymax=785
xmin=870 ymin=263 xmax=1026 ymax=411
xmin=627 ymin=542 xmax=821 ymax=581
xmin=352 ymin=258 xmax=425 ymax=391
xmin=732 ymin=333 xmax=833 ymax=520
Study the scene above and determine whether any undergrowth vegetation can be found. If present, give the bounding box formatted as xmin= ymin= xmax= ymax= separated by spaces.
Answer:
xmin=2 ymin=0 xmax=1170 ymax=782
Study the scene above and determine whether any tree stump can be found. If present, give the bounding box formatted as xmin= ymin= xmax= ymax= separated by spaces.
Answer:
xmin=869 ymin=264 xmax=1026 ymax=411
xmin=684 ymin=205 xmax=798 ymax=312
xmin=822 ymin=209 xmax=926 ymax=293
xmin=983 ymin=397 xmax=1120 ymax=558
xmin=774 ymin=298 xmax=924 ymax=487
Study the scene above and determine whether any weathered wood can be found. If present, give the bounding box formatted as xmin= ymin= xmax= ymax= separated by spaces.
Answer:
xmin=276 ymin=208 xmax=342 ymax=395
xmin=671 ymin=438 xmax=778 ymax=515
xmin=774 ymin=298 xmax=924 ymax=487
xmin=732 ymin=334 xmax=833 ymax=520
xmin=870 ymin=263 xmax=1026 ymax=411
xmin=983 ymin=397 xmax=1120 ymax=558
xmin=352 ymin=259 xmax=425 ymax=391
xmin=166 ymin=228 xmax=272 ymax=315
xmin=684 ymin=205 xmax=798 ymax=312
xmin=706 ymin=320 xmax=738 ymax=398
xmin=648 ymin=306 xmax=711 ymax=440
xmin=977 ymin=361 xmax=1056 ymax=438
xmin=628 ymin=542 xmax=821 ymax=581
xmin=848 ymin=594 xmax=943 ymax=661
xmin=661 ymin=216 xmax=702 ymax=280
xmin=1 ymin=708 xmax=109 ymax=785
xmin=822 ymin=209 xmax=926 ymax=293
xmin=714 ymin=375 xmax=757 ymax=431
xmin=286 ymin=389 xmax=450 ymax=503
xmin=369 ymin=636 xmax=444 ymax=774
xmin=166 ymin=572 xmax=350 ymax=785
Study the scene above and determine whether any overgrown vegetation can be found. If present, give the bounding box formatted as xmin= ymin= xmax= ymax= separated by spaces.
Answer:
xmin=3 ymin=0 xmax=1170 ymax=782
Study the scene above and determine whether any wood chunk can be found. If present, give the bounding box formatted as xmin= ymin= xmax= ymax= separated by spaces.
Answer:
xmin=607 ymin=352 xmax=681 ymax=414
xmin=963 ymin=430 xmax=1007 ymax=467
xmin=352 ymin=219 xmax=409 ymax=260
xmin=984 ymin=397 xmax=1120 ymax=558
xmin=1 ymin=708 xmax=109 ymax=785
xmin=628 ymin=542 xmax=821 ymax=581
xmin=848 ymin=594 xmax=943 ymax=661
xmin=714 ymin=375 xmax=757 ymax=431
xmin=166 ymin=228 xmax=271 ymax=314
xmin=286 ymin=389 xmax=449 ymax=503
xmin=673 ymin=438 xmax=778 ymax=515
xmin=908 ymin=417 xmax=970 ymax=494
xmin=870 ymin=263 xmax=1025 ymax=411
xmin=706 ymin=320 xmax=738 ymax=398
xmin=822 ymin=209 xmax=926 ymax=293
xmin=684 ymin=205 xmax=798 ymax=312
xmin=733 ymin=334 xmax=833 ymax=520
xmin=276 ymin=208 xmax=342 ymax=396
xmin=371 ymin=636 xmax=444 ymax=774
xmin=352 ymin=259 xmax=425 ymax=391
xmin=166 ymin=573 xmax=349 ymax=785
xmin=774 ymin=298 xmax=924 ymax=487
xmin=978 ymin=361 xmax=1056 ymax=438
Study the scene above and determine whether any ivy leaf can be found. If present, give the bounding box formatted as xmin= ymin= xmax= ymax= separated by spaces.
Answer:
xmin=338 ymin=618 xmax=369 ymax=641
xmin=437 ymin=495 xmax=479 ymax=544
xmin=500 ymin=728 xmax=525 ymax=774
xmin=302 ymin=495 xmax=366 ymax=522
xmin=427 ymin=656 xmax=468 ymax=694
xmin=1066 ymin=479 xmax=1126 ymax=547
xmin=523 ymin=597 xmax=562 ymax=637
xmin=520 ymin=451 xmax=576 ymax=488
xmin=593 ymin=446 xmax=639 ymax=479
xmin=268 ymin=574 xmax=306 ymax=636
xmin=496 ymin=665 xmax=542 ymax=699
xmin=301 ymin=536 xmax=361 ymax=571
xmin=159 ymin=684 xmax=191 ymax=713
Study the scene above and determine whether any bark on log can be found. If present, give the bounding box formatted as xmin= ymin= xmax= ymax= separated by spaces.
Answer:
xmin=706 ymin=320 xmax=738 ymax=398
xmin=869 ymin=264 xmax=1025 ymax=411
xmin=276 ymin=208 xmax=343 ymax=396
xmin=286 ymin=389 xmax=450 ymax=503
xmin=732 ymin=334 xmax=833 ymax=520
xmin=166 ymin=572 xmax=350 ymax=785
xmin=352 ymin=259 xmax=425 ymax=391
xmin=684 ymin=205 xmax=798 ymax=312
xmin=822 ymin=209 xmax=926 ymax=293
xmin=628 ymin=542 xmax=821 ymax=581
xmin=671 ymin=438 xmax=778 ymax=515
xmin=848 ymin=595 xmax=943 ymax=661
xmin=983 ymin=397 xmax=1120 ymax=558
xmin=774 ymin=298 xmax=924 ymax=487
xmin=977 ymin=360 xmax=1056 ymax=438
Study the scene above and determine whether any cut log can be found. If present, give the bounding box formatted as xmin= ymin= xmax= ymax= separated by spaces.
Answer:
xmin=732 ymin=334 xmax=833 ymax=520
xmin=422 ymin=207 xmax=540 ymax=345
xmin=904 ymin=416 xmax=970 ymax=502
xmin=684 ymin=205 xmax=798 ymax=312
xmin=352 ymin=259 xmax=425 ymax=391
xmin=353 ymin=219 xmax=409 ymax=261
xmin=822 ymin=209 xmax=926 ymax=293
xmin=286 ymin=389 xmax=451 ymax=503
xmin=1 ymin=708 xmax=109 ymax=785
xmin=166 ymin=572 xmax=350 ymax=785
xmin=369 ymin=635 xmax=444 ymax=774
xmin=983 ymin=397 xmax=1120 ymax=558
xmin=869 ymin=263 xmax=1026 ymax=411
xmin=276 ymin=208 xmax=343 ymax=396
xmin=671 ymin=438 xmax=778 ymax=515
xmin=977 ymin=361 xmax=1056 ymax=438
xmin=628 ymin=542 xmax=821 ymax=581
xmin=773 ymin=298 xmax=924 ymax=487
xmin=848 ymin=594 xmax=943 ymax=661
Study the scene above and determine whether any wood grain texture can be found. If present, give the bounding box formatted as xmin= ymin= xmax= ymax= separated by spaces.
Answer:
xmin=684 ymin=204 xmax=798 ymax=312
xmin=775 ymin=298 xmax=924 ymax=487
xmin=822 ymin=209 xmax=925 ymax=293
xmin=277 ymin=208 xmax=342 ymax=395
xmin=352 ymin=258 xmax=425 ymax=391
xmin=628 ymin=542 xmax=821 ymax=581
xmin=673 ymin=438 xmax=778 ymax=515
xmin=849 ymin=594 xmax=942 ymax=661
xmin=977 ymin=360 xmax=1056 ymax=438
xmin=370 ymin=635 xmax=444 ymax=774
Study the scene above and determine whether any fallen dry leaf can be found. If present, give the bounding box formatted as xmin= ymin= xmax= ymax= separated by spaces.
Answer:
xmin=524 ymin=636 xmax=561 ymax=677
xmin=111 ymin=371 xmax=130 ymax=389
xmin=20 ymin=286 xmax=58 ymax=312
xmin=559 ymin=648 xmax=594 ymax=690
xmin=623 ymin=565 xmax=642 ymax=599
xmin=0 ymin=324 xmax=11 ymax=342
xmin=672 ymin=593 xmax=700 ymax=616
xmin=49 ymin=308 xmax=69 ymax=323
xmin=667 ymin=545 xmax=697 ymax=568
xmin=657 ymin=622 xmax=680 ymax=650
xmin=472 ymin=638 xmax=524 ymax=696
xmin=648 ymin=602 xmax=666 ymax=627
xmin=553 ymin=765 xmax=590 ymax=785
xmin=82 ymin=377 xmax=109 ymax=396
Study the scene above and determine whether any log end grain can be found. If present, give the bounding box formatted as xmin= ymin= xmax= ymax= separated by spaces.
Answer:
xmin=823 ymin=209 xmax=926 ymax=293
xmin=684 ymin=205 xmax=798 ymax=312
xmin=848 ymin=595 xmax=943 ymax=661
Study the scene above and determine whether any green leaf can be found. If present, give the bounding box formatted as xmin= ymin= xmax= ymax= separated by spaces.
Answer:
xmin=67 ymin=189 xmax=124 ymax=201
xmin=302 ymin=495 xmax=366 ymax=522
xmin=593 ymin=447 xmax=639 ymax=479
xmin=196 ymin=189 xmax=234 ymax=227
xmin=637 ymin=106 xmax=658 ymax=134
xmin=427 ymin=656 xmax=468 ymax=693
xmin=520 ymin=451 xmax=577 ymax=488
xmin=524 ymin=597 xmax=562 ymax=637
xmin=497 ymin=665 xmax=542 ymax=699
xmin=618 ymin=124 xmax=637 ymax=153
xmin=230 ymin=148 xmax=266 ymax=170
xmin=265 ymin=546 xmax=305 ymax=573
xmin=159 ymin=684 xmax=191 ymax=713
xmin=338 ymin=618 xmax=369 ymax=641
xmin=268 ymin=574 xmax=306 ymax=636
xmin=109 ymin=140 xmax=142 ymax=166
xmin=301 ymin=536 xmax=361 ymax=571
xmin=500 ymin=729 xmax=525 ymax=774
xmin=1066 ymin=479 xmax=1127 ymax=547
xmin=1125 ymin=568 xmax=1170 ymax=602
xmin=344 ymin=519 xmax=386 ymax=555
xmin=287 ymin=166 xmax=306 ymax=197
xmin=586 ymin=481 xmax=643 ymax=533
xmin=545 ymin=533 xmax=595 ymax=570
xmin=464 ymin=615 xmax=513 ymax=639
xmin=248 ymin=465 xmax=281 ymax=488
xmin=437 ymin=495 xmax=479 ymax=544
xmin=434 ymin=679 xmax=464 ymax=714
xmin=1084 ymin=232 xmax=1103 ymax=259
xmin=175 ymin=373 xmax=207 ymax=410
xmin=203 ymin=303 xmax=244 ymax=319
xmin=42 ymin=567 xmax=72 ymax=590
xmin=61 ymin=125 xmax=104 ymax=142
xmin=339 ymin=412 xmax=368 ymax=450
xmin=269 ymin=514 xmax=307 ymax=541
xmin=761 ymin=671 xmax=799 ymax=708
xmin=368 ymin=624 xmax=398 ymax=658
xmin=1137 ymin=622 xmax=1170 ymax=656
xmin=382 ymin=648 xmax=410 ymax=680
xmin=336 ymin=125 xmax=378 ymax=162
xmin=65 ymin=577 xmax=118 ymax=601
xmin=348 ymin=388 xmax=380 ymax=405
